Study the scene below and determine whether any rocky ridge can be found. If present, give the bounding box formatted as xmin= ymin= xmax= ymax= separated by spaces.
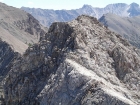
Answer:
xmin=3 ymin=15 xmax=140 ymax=105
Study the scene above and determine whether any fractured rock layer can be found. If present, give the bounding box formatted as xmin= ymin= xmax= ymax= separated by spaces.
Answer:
xmin=3 ymin=15 xmax=140 ymax=105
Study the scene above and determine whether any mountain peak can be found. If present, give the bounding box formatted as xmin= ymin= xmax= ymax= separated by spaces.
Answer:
xmin=76 ymin=15 xmax=96 ymax=20
xmin=105 ymin=3 xmax=127 ymax=8
xmin=128 ymin=2 xmax=140 ymax=17
xmin=130 ymin=2 xmax=139 ymax=7
xmin=82 ymin=4 xmax=93 ymax=9
xmin=76 ymin=15 xmax=100 ymax=25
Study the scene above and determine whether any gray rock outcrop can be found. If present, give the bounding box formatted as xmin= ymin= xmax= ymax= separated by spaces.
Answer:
xmin=3 ymin=15 xmax=140 ymax=105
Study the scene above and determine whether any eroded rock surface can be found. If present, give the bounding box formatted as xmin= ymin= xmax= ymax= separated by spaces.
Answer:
xmin=3 ymin=15 xmax=140 ymax=105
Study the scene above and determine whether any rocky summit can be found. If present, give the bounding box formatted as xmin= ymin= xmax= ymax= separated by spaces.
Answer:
xmin=2 ymin=15 xmax=140 ymax=105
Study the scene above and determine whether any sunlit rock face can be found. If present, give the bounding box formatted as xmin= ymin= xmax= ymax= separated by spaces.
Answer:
xmin=4 ymin=15 xmax=140 ymax=105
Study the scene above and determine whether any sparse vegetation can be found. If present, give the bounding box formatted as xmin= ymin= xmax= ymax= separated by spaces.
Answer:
xmin=28 ymin=43 xmax=32 ymax=47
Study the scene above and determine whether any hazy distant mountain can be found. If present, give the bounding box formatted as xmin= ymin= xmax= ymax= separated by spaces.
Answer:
xmin=99 ymin=13 xmax=140 ymax=48
xmin=0 ymin=2 xmax=47 ymax=54
xmin=21 ymin=2 xmax=140 ymax=27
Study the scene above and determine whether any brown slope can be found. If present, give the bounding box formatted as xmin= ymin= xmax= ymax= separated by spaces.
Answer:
xmin=99 ymin=13 xmax=140 ymax=48
xmin=0 ymin=2 xmax=47 ymax=54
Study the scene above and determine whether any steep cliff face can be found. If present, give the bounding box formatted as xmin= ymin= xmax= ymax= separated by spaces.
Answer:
xmin=0 ymin=2 xmax=47 ymax=54
xmin=4 ymin=15 xmax=140 ymax=105
xmin=0 ymin=39 xmax=20 ymax=77
xmin=0 ymin=39 xmax=21 ymax=104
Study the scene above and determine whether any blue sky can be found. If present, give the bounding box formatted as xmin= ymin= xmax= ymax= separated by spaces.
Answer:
xmin=0 ymin=0 xmax=140 ymax=10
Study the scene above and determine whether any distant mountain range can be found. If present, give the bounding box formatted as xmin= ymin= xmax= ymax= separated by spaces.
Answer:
xmin=99 ymin=13 xmax=140 ymax=48
xmin=21 ymin=2 xmax=140 ymax=27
